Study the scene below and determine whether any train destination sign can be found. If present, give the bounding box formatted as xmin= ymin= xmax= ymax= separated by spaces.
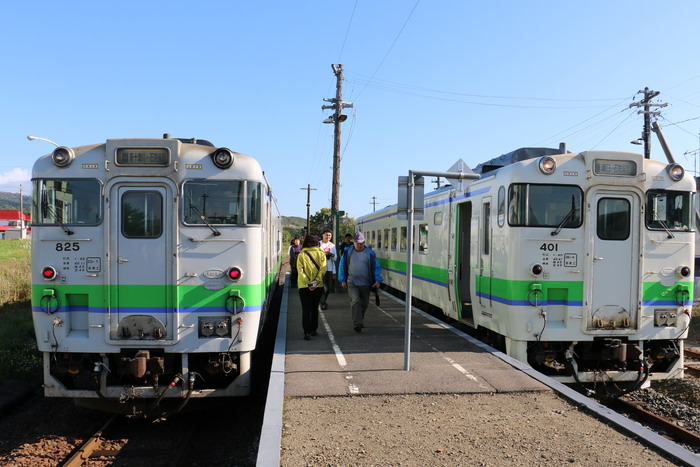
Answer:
xmin=593 ymin=159 xmax=636 ymax=176
xmin=116 ymin=147 xmax=169 ymax=166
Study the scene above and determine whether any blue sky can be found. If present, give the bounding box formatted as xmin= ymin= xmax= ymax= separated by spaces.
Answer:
xmin=2 ymin=1 xmax=700 ymax=219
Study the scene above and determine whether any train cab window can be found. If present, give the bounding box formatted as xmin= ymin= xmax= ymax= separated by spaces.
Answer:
xmin=497 ymin=186 xmax=506 ymax=227
xmin=508 ymin=184 xmax=582 ymax=228
xmin=419 ymin=223 xmax=428 ymax=254
xmin=122 ymin=191 xmax=163 ymax=238
xmin=400 ymin=226 xmax=407 ymax=252
xmin=597 ymin=198 xmax=630 ymax=241
xmin=646 ymin=190 xmax=692 ymax=232
xmin=391 ymin=228 xmax=397 ymax=251
xmin=184 ymin=180 xmax=261 ymax=226
xmin=247 ymin=182 xmax=262 ymax=225
xmin=32 ymin=179 xmax=102 ymax=225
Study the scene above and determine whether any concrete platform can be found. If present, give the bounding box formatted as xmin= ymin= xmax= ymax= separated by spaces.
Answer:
xmin=284 ymin=285 xmax=549 ymax=397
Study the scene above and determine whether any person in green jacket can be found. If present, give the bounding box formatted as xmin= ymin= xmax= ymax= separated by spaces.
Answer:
xmin=297 ymin=234 xmax=327 ymax=340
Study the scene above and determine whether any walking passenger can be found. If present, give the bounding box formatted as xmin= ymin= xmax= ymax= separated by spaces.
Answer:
xmin=288 ymin=236 xmax=302 ymax=287
xmin=338 ymin=231 xmax=383 ymax=333
xmin=296 ymin=234 xmax=326 ymax=340
xmin=318 ymin=229 xmax=337 ymax=310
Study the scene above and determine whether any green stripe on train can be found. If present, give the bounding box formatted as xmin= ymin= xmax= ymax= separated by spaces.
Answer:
xmin=642 ymin=281 xmax=694 ymax=302
xmin=31 ymin=283 xmax=269 ymax=308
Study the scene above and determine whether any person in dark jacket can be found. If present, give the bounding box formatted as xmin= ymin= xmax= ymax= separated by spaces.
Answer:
xmin=338 ymin=231 xmax=383 ymax=333
xmin=288 ymin=236 xmax=302 ymax=287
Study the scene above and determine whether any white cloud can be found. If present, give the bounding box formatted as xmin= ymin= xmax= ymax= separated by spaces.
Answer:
xmin=0 ymin=168 xmax=31 ymax=191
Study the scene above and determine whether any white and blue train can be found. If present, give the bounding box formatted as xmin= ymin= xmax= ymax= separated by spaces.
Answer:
xmin=30 ymin=135 xmax=281 ymax=414
xmin=359 ymin=146 xmax=694 ymax=389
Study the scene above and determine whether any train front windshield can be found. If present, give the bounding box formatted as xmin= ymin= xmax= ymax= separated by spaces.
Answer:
xmin=646 ymin=190 xmax=693 ymax=232
xmin=508 ymin=184 xmax=583 ymax=228
xmin=32 ymin=179 xmax=102 ymax=225
xmin=183 ymin=180 xmax=262 ymax=225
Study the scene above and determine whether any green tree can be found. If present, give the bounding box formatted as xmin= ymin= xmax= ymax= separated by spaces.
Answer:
xmin=308 ymin=208 xmax=355 ymax=238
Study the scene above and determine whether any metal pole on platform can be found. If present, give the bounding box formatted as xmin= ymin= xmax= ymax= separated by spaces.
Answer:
xmin=404 ymin=171 xmax=415 ymax=371
xmin=401 ymin=167 xmax=480 ymax=372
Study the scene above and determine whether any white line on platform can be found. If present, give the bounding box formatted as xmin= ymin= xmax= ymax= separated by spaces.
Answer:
xmin=377 ymin=291 xmax=486 ymax=388
xmin=319 ymin=309 xmax=347 ymax=368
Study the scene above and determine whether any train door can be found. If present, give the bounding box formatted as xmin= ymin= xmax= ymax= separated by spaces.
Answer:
xmin=588 ymin=191 xmax=640 ymax=330
xmin=109 ymin=183 xmax=174 ymax=341
xmin=479 ymin=198 xmax=493 ymax=309
xmin=456 ymin=201 xmax=473 ymax=322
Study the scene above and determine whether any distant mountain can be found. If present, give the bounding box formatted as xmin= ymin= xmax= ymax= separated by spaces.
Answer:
xmin=282 ymin=215 xmax=306 ymax=239
xmin=0 ymin=192 xmax=30 ymax=214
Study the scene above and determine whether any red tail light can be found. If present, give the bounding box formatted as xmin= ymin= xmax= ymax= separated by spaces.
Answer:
xmin=42 ymin=266 xmax=58 ymax=281
xmin=226 ymin=267 xmax=242 ymax=281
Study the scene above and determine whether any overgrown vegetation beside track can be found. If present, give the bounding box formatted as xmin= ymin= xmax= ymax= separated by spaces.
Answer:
xmin=0 ymin=239 xmax=40 ymax=380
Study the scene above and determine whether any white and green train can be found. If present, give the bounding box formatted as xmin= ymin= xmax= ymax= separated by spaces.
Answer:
xmin=31 ymin=136 xmax=281 ymax=414
xmin=358 ymin=147 xmax=694 ymax=388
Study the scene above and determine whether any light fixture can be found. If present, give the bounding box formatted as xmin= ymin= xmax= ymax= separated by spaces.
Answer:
xmin=211 ymin=148 xmax=234 ymax=169
xmin=630 ymin=139 xmax=643 ymax=145
xmin=667 ymin=163 xmax=684 ymax=181
xmin=538 ymin=156 xmax=556 ymax=175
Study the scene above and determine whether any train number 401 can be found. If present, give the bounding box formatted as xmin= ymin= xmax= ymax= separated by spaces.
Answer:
xmin=540 ymin=243 xmax=558 ymax=252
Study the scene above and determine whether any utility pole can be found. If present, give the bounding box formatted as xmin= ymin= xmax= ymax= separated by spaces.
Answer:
xmin=322 ymin=64 xmax=353 ymax=244
xmin=629 ymin=87 xmax=667 ymax=159
xmin=370 ymin=196 xmax=378 ymax=212
xmin=431 ymin=177 xmax=442 ymax=190
xmin=300 ymin=184 xmax=317 ymax=234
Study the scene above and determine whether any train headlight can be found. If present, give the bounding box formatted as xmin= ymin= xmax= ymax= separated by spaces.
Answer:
xmin=538 ymin=156 xmax=556 ymax=175
xmin=51 ymin=146 xmax=75 ymax=168
xmin=530 ymin=263 xmax=543 ymax=277
xmin=226 ymin=267 xmax=243 ymax=281
xmin=667 ymin=163 xmax=684 ymax=181
xmin=677 ymin=266 xmax=691 ymax=278
xmin=212 ymin=147 xmax=234 ymax=169
xmin=42 ymin=266 xmax=58 ymax=281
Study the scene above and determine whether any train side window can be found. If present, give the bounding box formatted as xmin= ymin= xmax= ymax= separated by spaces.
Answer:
xmin=400 ymin=226 xmax=407 ymax=252
xmin=377 ymin=230 xmax=383 ymax=249
xmin=247 ymin=182 xmax=262 ymax=225
xmin=434 ymin=211 xmax=443 ymax=225
xmin=391 ymin=228 xmax=397 ymax=251
xmin=419 ymin=223 xmax=428 ymax=254
xmin=597 ymin=198 xmax=630 ymax=241
xmin=483 ymin=203 xmax=490 ymax=254
xmin=122 ymin=191 xmax=163 ymax=238
xmin=497 ymin=186 xmax=505 ymax=227
xmin=371 ymin=230 xmax=376 ymax=248
xmin=384 ymin=228 xmax=390 ymax=250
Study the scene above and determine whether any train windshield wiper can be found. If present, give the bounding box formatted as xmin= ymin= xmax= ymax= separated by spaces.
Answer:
xmin=658 ymin=220 xmax=675 ymax=239
xmin=42 ymin=198 xmax=74 ymax=235
xmin=188 ymin=199 xmax=221 ymax=236
xmin=551 ymin=207 xmax=577 ymax=236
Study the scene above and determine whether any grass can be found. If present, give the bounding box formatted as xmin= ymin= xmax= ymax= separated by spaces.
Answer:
xmin=0 ymin=239 xmax=41 ymax=380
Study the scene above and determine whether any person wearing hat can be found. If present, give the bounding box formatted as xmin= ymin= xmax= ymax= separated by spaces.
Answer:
xmin=338 ymin=231 xmax=383 ymax=333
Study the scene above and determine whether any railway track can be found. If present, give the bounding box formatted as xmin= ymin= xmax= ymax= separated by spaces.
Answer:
xmin=685 ymin=348 xmax=700 ymax=377
xmin=611 ymin=397 xmax=700 ymax=449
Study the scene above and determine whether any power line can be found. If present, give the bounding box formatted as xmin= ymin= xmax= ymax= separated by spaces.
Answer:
xmin=354 ymin=0 xmax=421 ymax=101
xmin=337 ymin=0 xmax=358 ymax=63
xmin=347 ymin=72 xmax=628 ymax=103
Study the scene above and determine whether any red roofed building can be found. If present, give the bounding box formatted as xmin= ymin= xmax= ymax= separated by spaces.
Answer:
xmin=0 ymin=210 xmax=30 ymax=237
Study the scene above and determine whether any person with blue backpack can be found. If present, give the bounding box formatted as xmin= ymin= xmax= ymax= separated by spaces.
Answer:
xmin=338 ymin=231 xmax=383 ymax=333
